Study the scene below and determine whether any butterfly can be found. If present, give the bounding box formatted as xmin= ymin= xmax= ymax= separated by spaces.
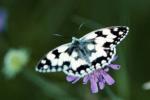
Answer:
xmin=36 ymin=26 xmax=129 ymax=77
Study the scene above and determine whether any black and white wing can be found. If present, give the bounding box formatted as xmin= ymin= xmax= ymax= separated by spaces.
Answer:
xmin=36 ymin=43 xmax=92 ymax=77
xmin=36 ymin=26 xmax=129 ymax=77
xmin=36 ymin=43 xmax=71 ymax=73
xmin=81 ymin=26 xmax=129 ymax=48
xmin=65 ymin=26 xmax=129 ymax=77
xmin=80 ymin=26 xmax=129 ymax=70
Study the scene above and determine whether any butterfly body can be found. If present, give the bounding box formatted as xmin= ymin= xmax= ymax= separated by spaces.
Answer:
xmin=36 ymin=26 xmax=129 ymax=77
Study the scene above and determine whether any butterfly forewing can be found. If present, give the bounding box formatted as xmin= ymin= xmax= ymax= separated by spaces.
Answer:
xmin=36 ymin=43 xmax=71 ymax=73
xmin=81 ymin=26 xmax=129 ymax=48
xmin=36 ymin=43 xmax=94 ymax=77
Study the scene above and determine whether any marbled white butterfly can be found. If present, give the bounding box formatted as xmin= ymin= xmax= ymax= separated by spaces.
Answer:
xmin=36 ymin=26 xmax=129 ymax=77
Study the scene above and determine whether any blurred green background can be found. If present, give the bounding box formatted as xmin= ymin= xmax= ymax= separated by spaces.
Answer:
xmin=0 ymin=0 xmax=150 ymax=100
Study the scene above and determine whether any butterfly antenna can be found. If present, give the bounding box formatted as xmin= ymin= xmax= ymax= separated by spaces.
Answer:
xmin=75 ymin=23 xmax=85 ymax=34
xmin=79 ymin=23 xmax=84 ymax=30
xmin=52 ymin=33 xmax=63 ymax=37
xmin=53 ymin=23 xmax=85 ymax=38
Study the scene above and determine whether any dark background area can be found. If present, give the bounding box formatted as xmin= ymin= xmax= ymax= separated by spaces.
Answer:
xmin=0 ymin=0 xmax=150 ymax=100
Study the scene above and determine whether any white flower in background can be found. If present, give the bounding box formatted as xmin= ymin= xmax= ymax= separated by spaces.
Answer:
xmin=2 ymin=48 xmax=29 ymax=79
xmin=142 ymin=81 xmax=150 ymax=90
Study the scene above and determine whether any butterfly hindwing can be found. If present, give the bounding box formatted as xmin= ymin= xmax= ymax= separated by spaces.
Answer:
xmin=64 ymin=44 xmax=117 ymax=77
xmin=78 ymin=39 xmax=117 ymax=70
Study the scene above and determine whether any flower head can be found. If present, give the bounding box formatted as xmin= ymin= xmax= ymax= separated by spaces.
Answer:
xmin=2 ymin=48 xmax=29 ymax=79
xmin=66 ymin=57 xmax=120 ymax=93
xmin=142 ymin=81 xmax=150 ymax=90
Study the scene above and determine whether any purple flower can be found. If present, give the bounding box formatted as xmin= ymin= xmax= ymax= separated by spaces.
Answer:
xmin=0 ymin=9 xmax=7 ymax=32
xmin=66 ymin=57 xmax=120 ymax=93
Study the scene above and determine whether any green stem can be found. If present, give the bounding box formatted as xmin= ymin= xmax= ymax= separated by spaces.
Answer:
xmin=22 ymin=69 xmax=75 ymax=100
xmin=105 ymin=87 xmax=123 ymax=100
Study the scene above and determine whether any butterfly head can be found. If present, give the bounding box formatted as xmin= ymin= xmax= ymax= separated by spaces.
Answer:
xmin=72 ymin=37 xmax=81 ymax=46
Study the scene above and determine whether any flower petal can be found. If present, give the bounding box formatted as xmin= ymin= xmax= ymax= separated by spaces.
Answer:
xmin=72 ymin=77 xmax=80 ymax=84
xmin=83 ymin=75 xmax=89 ymax=84
xmin=66 ymin=75 xmax=80 ymax=84
xmin=111 ymin=56 xmax=118 ymax=62
xmin=99 ymin=81 xmax=105 ymax=90
xmin=66 ymin=75 xmax=76 ymax=82
xmin=108 ymin=64 xmax=120 ymax=70
xmin=98 ymin=74 xmax=105 ymax=90
xmin=104 ymin=67 xmax=109 ymax=72
xmin=101 ymin=70 xmax=115 ymax=85
xmin=90 ymin=78 xmax=98 ymax=93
